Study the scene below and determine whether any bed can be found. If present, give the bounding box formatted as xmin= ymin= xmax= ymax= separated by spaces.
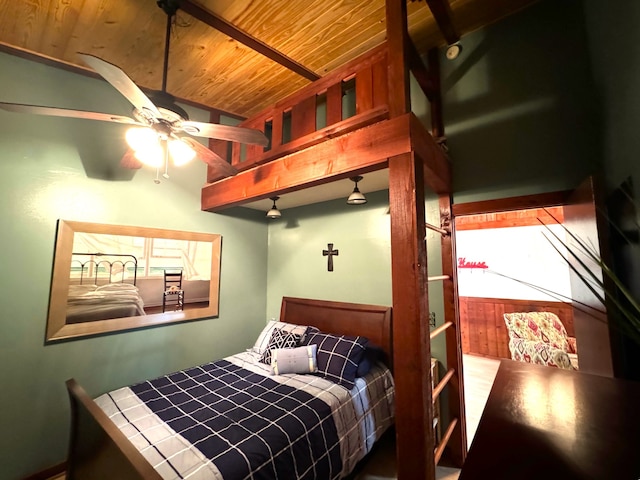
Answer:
xmin=66 ymin=296 xmax=394 ymax=479
xmin=65 ymin=253 xmax=145 ymax=323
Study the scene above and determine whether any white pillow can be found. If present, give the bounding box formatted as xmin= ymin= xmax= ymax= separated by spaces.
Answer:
xmin=252 ymin=320 xmax=309 ymax=355
xmin=271 ymin=344 xmax=318 ymax=375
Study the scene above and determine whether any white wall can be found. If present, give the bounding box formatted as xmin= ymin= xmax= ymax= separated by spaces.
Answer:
xmin=457 ymin=224 xmax=572 ymax=301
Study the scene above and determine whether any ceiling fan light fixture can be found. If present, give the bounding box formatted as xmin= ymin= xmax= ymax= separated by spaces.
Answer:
xmin=126 ymin=126 xmax=157 ymax=151
xmin=133 ymin=142 xmax=163 ymax=168
xmin=169 ymin=138 xmax=196 ymax=166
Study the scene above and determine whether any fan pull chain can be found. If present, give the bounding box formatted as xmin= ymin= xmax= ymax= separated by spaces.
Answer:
xmin=162 ymin=140 xmax=170 ymax=179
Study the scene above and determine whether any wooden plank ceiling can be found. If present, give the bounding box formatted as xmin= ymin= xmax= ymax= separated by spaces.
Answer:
xmin=0 ymin=0 xmax=538 ymax=119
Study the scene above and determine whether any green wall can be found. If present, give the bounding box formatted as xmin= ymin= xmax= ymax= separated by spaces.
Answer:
xmin=0 ymin=52 xmax=269 ymax=479
xmin=265 ymin=191 xmax=392 ymax=318
xmin=264 ymin=190 xmax=449 ymax=363
xmin=441 ymin=0 xmax=601 ymax=204
xmin=584 ymin=0 xmax=640 ymax=193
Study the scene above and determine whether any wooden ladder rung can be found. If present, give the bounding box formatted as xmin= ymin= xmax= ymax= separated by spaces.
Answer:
xmin=430 ymin=321 xmax=453 ymax=340
xmin=433 ymin=368 xmax=455 ymax=401
xmin=434 ymin=417 xmax=458 ymax=464
xmin=427 ymin=275 xmax=450 ymax=282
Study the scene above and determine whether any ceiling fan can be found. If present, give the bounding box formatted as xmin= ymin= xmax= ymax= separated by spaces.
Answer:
xmin=0 ymin=0 xmax=268 ymax=183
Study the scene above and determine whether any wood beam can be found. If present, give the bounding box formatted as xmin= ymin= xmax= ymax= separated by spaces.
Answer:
xmin=410 ymin=115 xmax=450 ymax=193
xmin=202 ymin=115 xmax=411 ymax=211
xmin=408 ymin=40 xmax=438 ymax=103
xmin=386 ymin=0 xmax=411 ymax=117
xmin=388 ymin=151 xmax=435 ymax=480
xmin=178 ymin=0 xmax=320 ymax=82
xmin=201 ymin=113 xmax=449 ymax=211
xmin=425 ymin=0 xmax=460 ymax=45
xmin=451 ymin=191 xmax=573 ymax=217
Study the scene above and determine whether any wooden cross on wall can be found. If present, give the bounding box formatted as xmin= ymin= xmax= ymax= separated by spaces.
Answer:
xmin=322 ymin=243 xmax=339 ymax=272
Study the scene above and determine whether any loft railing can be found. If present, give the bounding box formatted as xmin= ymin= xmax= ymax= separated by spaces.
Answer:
xmin=207 ymin=43 xmax=390 ymax=183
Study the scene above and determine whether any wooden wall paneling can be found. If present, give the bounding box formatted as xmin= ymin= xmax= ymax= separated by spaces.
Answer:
xmin=291 ymin=95 xmax=318 ymax=140
xmin=460 ymin=298 xmax=470 ymax=353
xmin=389 ymin=150 xmax=434 ymax=480
xmin=488 ymin=303 xmax=500 ymax=357
xmin=494 ymin=302 xmax=509 ymax=359
xmin=459 ymin=297 xmax=576 ymax=359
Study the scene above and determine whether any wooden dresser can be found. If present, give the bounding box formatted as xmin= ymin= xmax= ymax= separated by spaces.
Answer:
xmin=460 ymin=360 xmax=640 ymax=479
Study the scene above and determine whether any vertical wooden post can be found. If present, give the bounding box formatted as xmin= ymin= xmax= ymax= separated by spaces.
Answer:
xmin=389 ymin=151 xmax=435 ymax=480
xmin=439 ymin=194 xmax=468 ymax=466
xmin=386 ymin=0 xmax=410 ymax=118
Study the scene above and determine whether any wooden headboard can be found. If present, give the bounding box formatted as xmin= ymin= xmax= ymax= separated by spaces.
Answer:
xmin=280 ymin=296 xmax=393 ymax=368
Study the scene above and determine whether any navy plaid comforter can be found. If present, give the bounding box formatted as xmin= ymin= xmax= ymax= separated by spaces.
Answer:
xmin=130 ymin=359 xmax=342 ymax=479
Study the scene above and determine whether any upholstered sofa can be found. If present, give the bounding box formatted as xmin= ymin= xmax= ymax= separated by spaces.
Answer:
xmin=503 ymin=311 xmax=578 ymax=370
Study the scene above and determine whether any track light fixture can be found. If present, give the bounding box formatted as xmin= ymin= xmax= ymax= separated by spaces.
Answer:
xmin=266 ymin=196 xmax=282 ymax=219
xmin=347 ymin=176 xmax=367 ymax=205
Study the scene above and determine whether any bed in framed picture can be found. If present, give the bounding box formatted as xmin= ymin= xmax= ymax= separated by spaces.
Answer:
xmin=65 ymin=253 xmax=146 ymax=324
xmin=66 ymin=296 xmax=395 ymax=479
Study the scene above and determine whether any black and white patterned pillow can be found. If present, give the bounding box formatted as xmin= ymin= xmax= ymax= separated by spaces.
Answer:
xmin=259 ymin=327 xmax=303 ymax=365
xmin=302 ymin=331 xmax=368 ymax=389
xmin=252 ymin=321 xmax=309 ymax=355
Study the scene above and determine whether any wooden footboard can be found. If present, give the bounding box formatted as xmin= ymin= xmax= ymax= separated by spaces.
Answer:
xmin=65 ymin=378 xmax=161 ymax=479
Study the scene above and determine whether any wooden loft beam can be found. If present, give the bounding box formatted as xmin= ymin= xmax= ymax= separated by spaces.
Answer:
xmin=425 ymin=0 xmax=460 ymax=45
xmin=179 ymin=0 xmax=320 ymax=82
xmin=408 ymin=39 xmax=438 ymax=103
xmin=410 ymin=115 xmax=450 ymax=193
xmin=427 ymin=48 xmax=444 ymax=139
xmin=201 ymin=113 xmax=448 ymax=211
xmin=201 ymin=117 xmax=402 ymax=211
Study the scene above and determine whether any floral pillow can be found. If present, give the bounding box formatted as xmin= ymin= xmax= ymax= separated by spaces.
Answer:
xmin=504 ymin=312 xmax=569 ymax=352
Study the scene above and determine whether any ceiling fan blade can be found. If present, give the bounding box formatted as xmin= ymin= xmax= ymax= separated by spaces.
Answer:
xmin=120 ymin=148 xmax=143 ymax=169
xmin=78 ymin=53 xmax=161 ymax=118
xmin=180 ymin=121 xmax=269 ymax=147
xmin=0 ymin=102 xmax=139 ymax=124
xmin=180 ymin=137 xmax=238 ymax=177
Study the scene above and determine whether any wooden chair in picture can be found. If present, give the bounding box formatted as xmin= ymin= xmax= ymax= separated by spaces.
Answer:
xmin=162 ymin=270 xmax=184 ymax=312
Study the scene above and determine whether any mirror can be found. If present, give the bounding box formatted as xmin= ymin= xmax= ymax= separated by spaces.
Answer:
xmin=46 ymin=220 xmax=222 ymax=342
